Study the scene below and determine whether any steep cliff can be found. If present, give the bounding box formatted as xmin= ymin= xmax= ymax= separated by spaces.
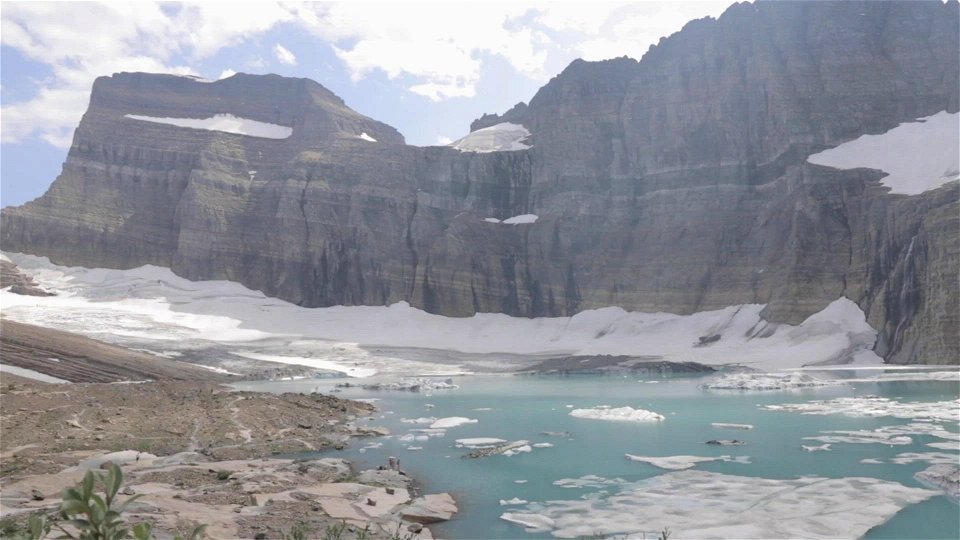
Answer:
xmin=2 ymin=0 xmax=958 ymax=363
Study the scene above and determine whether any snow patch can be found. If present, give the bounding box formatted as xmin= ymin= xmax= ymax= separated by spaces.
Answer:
xmin=450 ymin=122 xmax=531 ymax=153
xmin=0 ymin=364 xmax=69 ymax=384
xmin=569 ymin=406 xmax=664 ymax=423
xmin=124 ymin=114 xmax=292 ymax=139
xmin=357 ymin=132 xmax=377 ymax=142
xmin=807 ymin=111 xmax=959 ymax=195
xmin=235 ymin=352 xmax=377 ymax=378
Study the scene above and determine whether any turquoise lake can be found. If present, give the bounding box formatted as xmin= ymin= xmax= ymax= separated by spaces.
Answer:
xmin=233 ymin=372 xmax=960 ymax=539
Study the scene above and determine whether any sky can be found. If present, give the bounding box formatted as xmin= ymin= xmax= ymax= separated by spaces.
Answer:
xmin=0 ymin=1 xmax=733 ymax=207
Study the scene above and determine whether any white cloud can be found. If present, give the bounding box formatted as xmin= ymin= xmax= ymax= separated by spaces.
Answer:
xmin=273 ymin=43 xmax=297 ymax=65
xmin=435 ymin=135 xmax=453 ymax=145
xmin=0 ymin=2 xmax=295 ymax=147
xmin=1 ymin=1 xmax=735 ymax=147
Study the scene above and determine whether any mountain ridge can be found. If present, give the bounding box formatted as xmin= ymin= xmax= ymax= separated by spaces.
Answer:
xmin=2 ymin=0 xmax=957 ymax=364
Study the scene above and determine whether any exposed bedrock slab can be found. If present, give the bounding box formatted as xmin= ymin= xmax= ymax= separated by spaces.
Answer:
xmin=2 ymin=1 xmax=957 ymax=363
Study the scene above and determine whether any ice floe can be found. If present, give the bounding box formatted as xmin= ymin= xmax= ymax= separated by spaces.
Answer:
xmin=625 ymin=454 xmax=751 ymax=470
xmin=761 ymin=396 xmax=960 ymax=423
xmin=124 ymin=113 xmax=293 ymax=139
xmin=801 ymin=444 xmax=831 ymax=452
xmin=802 ymin=423 xmax=955 ymax=446
xmin=455 ymin=438 xmax=507 ymax=449
xmin=482 ymin=214 xmax=539 ymax=225
xmin=533 ymin=442 xmax=554 ymax=448
xmin=0 ymin=254 xmax=887 ymax=371
xmin=807 ymin=111 xmax=959 ymax=195
xmin=712 ymin=422 xmax=753 ymax=430
xmin=702 ymin=372 xmax=844 ymax=391
xmin=914 ymin=464 xmax=959 ymax=499
xmin=449 ymin=122 xmax=531 ymax=153
xmin=501 ymin=470 xmax=937 ymax=538
xmin=552 ymin=475 xmax=626 ymax=489
xmin=430 ymin=417 xmax=477 ymax=429
xmin=569 ymin=406 xmax=665 ymax=423
xmin=0 ymin=364 xmax=69 ymax=384
xmin=500 ymin=497 xmax=529 ymax=506
xmin=890 ymin=452 xmax=960 ymax=465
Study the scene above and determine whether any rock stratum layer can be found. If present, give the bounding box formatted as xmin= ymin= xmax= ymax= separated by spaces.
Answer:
xmin=2 ymin=1 xmax=958 ymax=364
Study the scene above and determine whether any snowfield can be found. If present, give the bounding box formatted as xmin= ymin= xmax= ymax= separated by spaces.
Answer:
xmin=807 ymin=110 xmax=959 ymax=195
xmin=124 ymin=113 xmax=293 ymax=139
xmin=449 ymin=122 xmax=531 ymax=152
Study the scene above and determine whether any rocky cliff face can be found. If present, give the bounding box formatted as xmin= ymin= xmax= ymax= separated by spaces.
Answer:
xmin=2 ymin=0 xmax=958 ymax=364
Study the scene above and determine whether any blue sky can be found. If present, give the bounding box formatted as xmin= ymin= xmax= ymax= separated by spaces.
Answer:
xmin=0 ymin=1 xmax=731 ymax=207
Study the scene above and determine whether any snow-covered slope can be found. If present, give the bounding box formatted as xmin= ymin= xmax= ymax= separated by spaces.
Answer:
xmin=449 ymin=122 xmax=531 ymax=153
xmin=0 ymin=253 xmax=884 ymax=372
xmin=124 ymin=113 xmax=293 ymax=139
xmin=807 ymin=111 xmax=959 ymax=195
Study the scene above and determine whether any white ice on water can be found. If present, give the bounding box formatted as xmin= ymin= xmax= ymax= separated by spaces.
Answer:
xmin=501 ymin=470 xmax=937 ymax=538
xmin=807 ymin=111 xmax=959 ymax=195
xmin=702 ymin=372 xmax=846 ymax=391
xmin=429 ymin=417 xmax=477 ymax=429
xmin=625 ymin=454 xmax=750 ymax=470
xmin=569 ymin=406 xmax=665 ymax=423
xmin=1 ymin=253 xmax=890 ymax=371
xmin=124 ymin=114 xmax=293 ymax=139
xmin=449 ymin=122 xmax=531 ymax=153
xmin=455 ymin=438 xmax=506 ymax=449
xmin=762 ymin=396 xmax=960 ymax=423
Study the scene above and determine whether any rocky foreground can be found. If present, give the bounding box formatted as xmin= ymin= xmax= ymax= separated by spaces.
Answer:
xmin=0 ymin=376 xmax=457 ymax=539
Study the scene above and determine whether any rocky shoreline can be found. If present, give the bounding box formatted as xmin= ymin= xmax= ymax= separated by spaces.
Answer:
xmin=0 ymin=376 xmax=457 ymax=539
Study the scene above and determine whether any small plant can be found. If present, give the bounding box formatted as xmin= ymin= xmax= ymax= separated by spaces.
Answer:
xmin=321 ymin=521 xmax=347 ymax=540
xmin=215 ymin=470 xmax=232 ymax=481
xmin=281 ymin=522 xmax=310 ymax=540
xmin=659 ymin=528 xmax=671 ymax=540
xmin=17 ymin=463 xmax=206 ymax=540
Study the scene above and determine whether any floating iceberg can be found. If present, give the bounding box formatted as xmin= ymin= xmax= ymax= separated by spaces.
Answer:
xmin=430 ymin=417 xmax=477 ymax=429
xmin=569 ymin=406 xmax=664 ymax=423
xmin=625 ymin=454 xmax=750 ymax=470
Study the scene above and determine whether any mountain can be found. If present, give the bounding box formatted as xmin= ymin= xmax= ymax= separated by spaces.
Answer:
xmin=2 ymin=0 xmax=958 ymax=364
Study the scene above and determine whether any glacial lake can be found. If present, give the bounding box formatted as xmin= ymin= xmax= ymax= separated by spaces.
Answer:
xmin=234 ymin=371 xmax=960 ymax=539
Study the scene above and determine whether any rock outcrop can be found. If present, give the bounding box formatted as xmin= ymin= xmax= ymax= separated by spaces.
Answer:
xmin=2 ymin=0 xmax=958 ymax=363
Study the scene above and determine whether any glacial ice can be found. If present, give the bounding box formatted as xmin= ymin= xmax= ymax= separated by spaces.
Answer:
xmin=501 ymin=470 xmax=937 ymax=538
xmin=569 ymin=406 xmax=665 ymax=423
xmin=124 ymin=113 xmax=293 ymax=139
xmin=449 ymin=122 xmax=531 ymax=153
xmin=914 ymin=464 xmax=960 ymax=499
xmin=0 ymin=253 xmax=889 ymax=371
xmin=807 ymin=111 xmax=960 ymax=195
